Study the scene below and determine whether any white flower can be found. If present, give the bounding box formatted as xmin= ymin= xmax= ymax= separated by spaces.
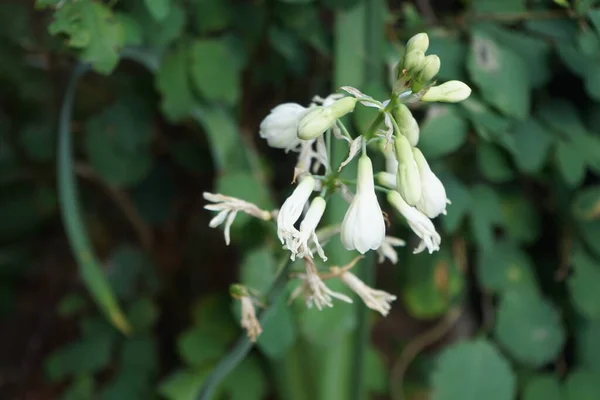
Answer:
xmin=289 ymin=197 xmax=327 ymax=261
xmin=204 ymin=193 xmax=272 ymax=245
xmin=290 ymin=259 xmax=353 ymax=310
xmin=277 ymin=176 xmax=316 ymax=249
xmin=377 ymin=236 xmax=406 ymax=264
xmin=387 ymin=190 xmax=441 ymax=254
xmin=259 ymin=103 xmax=308 ymax=151
xmin=394 ymin=134 xmax=421 ymax=206
xmin=376 ymin=171 xmax=397 ymax=189
xmin=332 ymin=267 xmax=396 ymax=316
xmin=413 ymin=148 xmax=449 ymax=218
xmin=341 ymin=156 xmax=386 ymax=253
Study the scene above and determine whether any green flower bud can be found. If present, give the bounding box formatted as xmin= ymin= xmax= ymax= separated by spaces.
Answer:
xmin=421 ymin=80 xmax=472 ymax=103
xmin=405 ymin=33 xmax=429 ymax=54
xmin=229 ymin=284 xmax=248 ymax=298
xmin=297 ymin=97 xmax=357 ymax=140
xmin=403 ymin=50 xmax=425 ymax=74
xmin=394 ymin=134 xmax=421 ymax=205
xmin=393 ymin=104 xmax=420 ymax=146
xmin=417 ymin=55 xmax=441 ymax=83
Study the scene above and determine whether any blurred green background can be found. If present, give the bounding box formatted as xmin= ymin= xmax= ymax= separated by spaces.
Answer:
xmin=1 ymin=0 xmax=600 ymax=399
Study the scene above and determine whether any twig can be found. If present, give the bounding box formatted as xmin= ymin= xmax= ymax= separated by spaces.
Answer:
xmin=74 ymin=162 xmax=153 ymax=252
xmin=389 ymin=307 xmax=462 ymax=400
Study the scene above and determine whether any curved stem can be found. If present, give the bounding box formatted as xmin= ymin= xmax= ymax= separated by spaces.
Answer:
xmin=197 ymin=258 xmax=293 ymax=400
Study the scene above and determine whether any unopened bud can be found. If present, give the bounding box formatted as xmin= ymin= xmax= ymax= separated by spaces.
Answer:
xmin=230 ymin=284 xmax=248 ymax=298
xmin=393 ymin=104 xmax=420 ymax=146
xmin=394 ymin=134 xmax=421 ymax=206
xmin=405 ymin=33 xmax=429 ymax=54
xmin=403 ymin=50 xmax=425 ymax=74
xmin=297 ymin=97 xmax=357 ymax=140
xmin=421 ymin=80 xmax=472 ymax=103
xmin=417 ymin=55 xmax=441 ymax=82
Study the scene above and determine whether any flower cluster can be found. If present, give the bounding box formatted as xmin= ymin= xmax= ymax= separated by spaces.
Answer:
xmin=203 ymin=33 xmax=471 ymax=341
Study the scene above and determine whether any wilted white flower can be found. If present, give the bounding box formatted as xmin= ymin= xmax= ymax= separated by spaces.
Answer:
xmin=332 ymin=266 xmax=396 ymax=316
xmin=290 ymin=259 xmax=353 ymax=310
xmin=259 ymin=103 xmax=309 ymax=151
xmin=230 ymin=284 xmax=262 ymax=342
xmin=377 ymin=236 xmax=406 ymax=264
xmin=413 ymin=148 xmax=449 ymax=218
xmin=290 ymin=197 xmax=327 ymax=261
xmin=338 ymin=136 xmax=363 ymax=172
xmin=387 ymin=190 xmax=441 ymax=254
xmin=277 ymin=177 xmax=316 ymax=249
xmin=204 ymin=192 xmax=272 ymax=245
xmin=341 ymin=156 xmax=386 ymax=253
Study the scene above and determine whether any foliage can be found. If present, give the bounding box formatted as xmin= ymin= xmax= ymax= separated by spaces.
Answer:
xmin=1 ymin=0 xmax=600 ymax=399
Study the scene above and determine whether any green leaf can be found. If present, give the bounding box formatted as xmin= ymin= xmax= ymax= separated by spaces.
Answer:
xmin=189 ymin=39 xmax=241 ymax=104
xmin=177 ymin=325 xmax=232 ymax=367
xmin=155 ymin=45 xmax=197 ymax=121
xmin=476 ymin=142 xmax=514 ymax=183
xmin=556 ymin=141 xmax=586 ymax=187
xmin=131 ymin=164 xmax=176 ymax=226
xmin=526 ymin=19 xmax=578 ymax=41
xmin=107 ymin=246 xmax=156 ymax=301
xmin=495 ymin=290 xmax=565 ymax=367
xmin=467 ymin=31 xmax=530 ymax=119
xmin=144 ymin=0 xmax=171 ymax=21
xmin=511 ymin=118 xmax=554 ymax=174
xmin=580 ymin=220 xmax=600 ymax=257
xmin=572 ymin=185 xmax=600 ymax=220
xmin=469 ymin=184 xmax=503 ymax=250
xmin=472 ymin=0 xmax=525 ymax=12
xmin=564 ymin=370 xmax=600 ymax=400
xmin=256 ymin=293 xmax=297 ymax=359
xmin=46 ymin=333 xmax=114 ymax=381
xmin=577 ymin=320 xmax=600 ymax=372
xmin=127 ymin=298 xmax=159 ymax=332
xmin=61 ymin=374 xmax=95 ymax=400
xmin=222 ymin=357 xmax=267 ymax=400
xmin=84 ymin=101 xmax=153 ymax=186
xmin=120 ymin=335 xmax=158 ymax=377
xmin=57 ymin=294 xmax=87 ymax=317
xmin=431 ymin=339 xmax=516 ymax=400
xmin=500 ymin=193 xmax=540 ymax=244
xmin=192 ymin=0 xmax=231 ymax=33
xmin=365 ymin=347 xmax=387 ymax=394
xmin=132 ymin=0 xmax=185 ymax=49
xmin=402 ymin=245 xmax=465 ymax=319
xmin=441 ymin=175 xmax=471 ymax=234
xmin=419 ymin=105 xmax=468 ymax=159
xmin=115 ymin=13 xmax=143 ymax=46
xmin=477 ymin=240 xmax=538 ymax=293
xmin=460 ymin=96 xmax=512 ymax=144
xmin=589 ymin=9 xmax=600 ymax=34
xmin=158 ymin=368 xmax=211 ymax=400
xmin=537 ymin=98 xmax=588 ymax=136
xmin=19 ymin=121 xmax=55 ymax=163
xmin=568 ymin=247 xmax=600 ymax=318
xmin=240 ymin=247 xmax=278 ymax=293
xmin=48 ymin=1 xmax=124 ymax=74
xmin=428 ymin=30 xmax=467 ymax=81
xmin=523 ymin=375 xmax=562 ymax=400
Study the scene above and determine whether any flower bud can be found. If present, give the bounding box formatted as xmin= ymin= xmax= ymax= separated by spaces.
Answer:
xmin=421 ymin=80 xmax=472 ymax=103
xmin=417 ymin=55 xmax=441 ymax=83
xmin=403 ymin=50 xmax=425 ymax=74
xmin=393 ymin=104 xmax=420 ymax=146
xmin=394 ymin=134 xmax=421 ymax=206
xmin=405 ymin=33 xmax=429 ymax=54
xmin=297 ymin=97 xmax=357 ymax=140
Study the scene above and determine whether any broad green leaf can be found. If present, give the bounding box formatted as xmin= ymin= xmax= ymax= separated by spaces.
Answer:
xmin=564 ymin=370 xmax=600 ymax=400
xmin=476 ymin=142 xmax=514 ymax=183
xmin=557 ymin=42 xmax=595 ymax=77
xmin=402 ymin=245 xmax=465 ymax=319
xmin=523 ymin=375 xmax=562 ymax=400
xmin=440 ymin=175 xmax=471 ymax=234
xmin=177 ymin=325 xmax=232 ymax=367
xmin=155 ymin=45 xmax=197 ymax=122
xmin=158 ymin=368 xmax=211 ymax=400
xmin=469 ymin=184 xmax=503 ymax=251
xmin=556 ymin=141 xmax=586 ymax=187
xmin=222 ymin=357 xmax=267 ymax=400
xmin=134 ymin=0 xmax=185 ymax=48
xmin=495 ymin=290 xmax=565 ymax=367
xmin=431 ymin=339 xmax=516 ymax=400
xmin=578 ymin=320 xmax=600 ymax=372
xmin=467 ymin=31 xmax=530 ymax=119
xmin=127 ymin=298 xmax=159 ymax=332
xmin=192 ymin=0 xmax=231 ymax=33
xmin=537 ymin=98 xmax=588 ymax=135
xmin=460 ymin=96 xmax=512 ymax=145
xmin=472 ymin=0 xmax=525 ymax=12
xmin=189 ymin=39 xmax=241 ymax=104
xmin=580 ymin=220 xmax=600 ymax=257
xmin=84 ymin=101 xmax=153 ymax=186
xmin=144 ymin=0 xmax=171 ymax=21
xmin=525 ymin=19 xmax=578 ymax=41
xmin=48 ymin=1 xmax=124 ymax=74
xmin=107 ymin=246 xmax=156 ymax=301
xmin=366 ymin=347 xmax=387 ymax=394
xmin=46 ymin=333 xmax=114 ymax=381
xmin=419 ymin=105 xmax=468 ymax=159
xmin=257 ymin=293 xmax=297 ymax=359
xmin=115 ymin=13 xmax=143 ymax=46
xmin=57 ymin=294 xmax=87 ymax=317
xmin=500 ymin=193 xmax=540 ymax=244
xmin=428 ymin=30 xmax=467 ymax=81
xmin=120 ymin=335 xmax=158 ymax=377
xmin=477 ymin=240 xmax=538 ymax=293
xmin=61 ymin=374 xmax=94 ymax=400
xmin=589 ymin=9 xmax=600 ymax=34
xmin=572 ymin=185 xmax=600 ymax=220
xmin=240 ymin=247 xmax=278 ymax=292
xmin=568 ymin=247 xmax=600 ymax=318
xmin=577 ymin=27 xmax=600 ymax=57
xmin=511 ymin=118 xmax=554 ymax=173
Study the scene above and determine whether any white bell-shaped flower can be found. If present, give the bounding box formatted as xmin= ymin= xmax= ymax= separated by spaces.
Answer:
xmin=341 ymin=156 xmax=386 ymax=253
xmin=290 ymin=196 xmax=327 ymax=261
xmin=259 ymin=103 xmax=308 ymax=151
xmin=277 ymin=176 xmax=315 ymax=249
xmin=387 ymin=190 xmax=441 ymax=254
xmin=413 ymin=148 xmax=449 ymax=218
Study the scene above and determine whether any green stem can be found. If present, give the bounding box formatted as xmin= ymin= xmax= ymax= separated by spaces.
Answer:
xmin=197 ymin=258 xmax=293 ymax=400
